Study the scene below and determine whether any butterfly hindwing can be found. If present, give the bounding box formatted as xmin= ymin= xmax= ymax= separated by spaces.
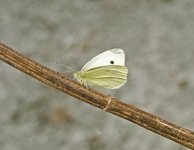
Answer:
xmin=76 ymin=65 xmax=128 ymax=89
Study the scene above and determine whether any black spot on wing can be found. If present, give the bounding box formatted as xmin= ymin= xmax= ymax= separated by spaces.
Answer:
xmin=110 ymin=60 xmax=114 ymax=64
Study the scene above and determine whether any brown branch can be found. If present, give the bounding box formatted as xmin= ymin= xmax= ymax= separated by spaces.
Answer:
xmin=0 ymin=42 xmax=194 ymax=149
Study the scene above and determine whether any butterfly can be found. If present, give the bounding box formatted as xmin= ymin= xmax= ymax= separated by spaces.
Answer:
xmin=73 ymin=48 xmax=128 ymax=89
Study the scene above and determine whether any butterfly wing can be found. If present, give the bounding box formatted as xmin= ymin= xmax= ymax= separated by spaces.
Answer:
xmin=81 ymin=49 xmax=125 ymax=71
xmin=77 ymin=65 xmax=128 ymax=89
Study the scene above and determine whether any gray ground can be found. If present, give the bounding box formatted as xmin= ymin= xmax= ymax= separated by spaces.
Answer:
xmin=0 ymin=0 xmax=194 ymax=150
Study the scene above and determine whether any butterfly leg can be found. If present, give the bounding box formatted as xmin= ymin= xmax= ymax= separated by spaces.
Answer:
xmin=81 ymin=81 xmax=88 ymax=89
xmin=78 ymin=80 xmax=88 ymax=89
xmin=85 ymin=83 xmax=88 ymax=89
xmin=103 ymin=95 xmax=112 ymax=111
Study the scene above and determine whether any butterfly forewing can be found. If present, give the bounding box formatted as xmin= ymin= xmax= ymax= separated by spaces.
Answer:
xmin=81 ymin=49 xmax=125 ymax=71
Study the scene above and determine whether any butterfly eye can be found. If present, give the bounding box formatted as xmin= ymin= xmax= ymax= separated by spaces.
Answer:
xmin=110 ymin=60 xmax=114 ymax=64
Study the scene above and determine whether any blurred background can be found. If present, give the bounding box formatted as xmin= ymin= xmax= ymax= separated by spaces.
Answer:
xmin=0 ymin=0 xmax=194 ymax=149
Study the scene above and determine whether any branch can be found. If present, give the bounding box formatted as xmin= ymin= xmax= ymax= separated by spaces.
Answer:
xmin=0 ymin=42 xmax=194 ymax=149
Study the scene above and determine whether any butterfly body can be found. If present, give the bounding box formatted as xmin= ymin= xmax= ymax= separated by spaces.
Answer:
xmin=73 ymin=49 xmax=128 ymax=89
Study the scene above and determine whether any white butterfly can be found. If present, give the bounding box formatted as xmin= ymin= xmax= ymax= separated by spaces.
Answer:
xmin=73 ymin=48 xmax=128 ymax=89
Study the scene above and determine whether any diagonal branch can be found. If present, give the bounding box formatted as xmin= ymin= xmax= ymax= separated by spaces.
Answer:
xmin=0 ymin=42 xmax=194 ymax=149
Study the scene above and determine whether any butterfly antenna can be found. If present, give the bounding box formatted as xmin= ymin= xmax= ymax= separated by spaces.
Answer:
xmin=55 ymin=62 xmax=75 ymax=74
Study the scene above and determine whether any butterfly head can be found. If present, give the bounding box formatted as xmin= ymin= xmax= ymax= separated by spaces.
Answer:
xmin=73 ymin=71 xmax=83 ymax=83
